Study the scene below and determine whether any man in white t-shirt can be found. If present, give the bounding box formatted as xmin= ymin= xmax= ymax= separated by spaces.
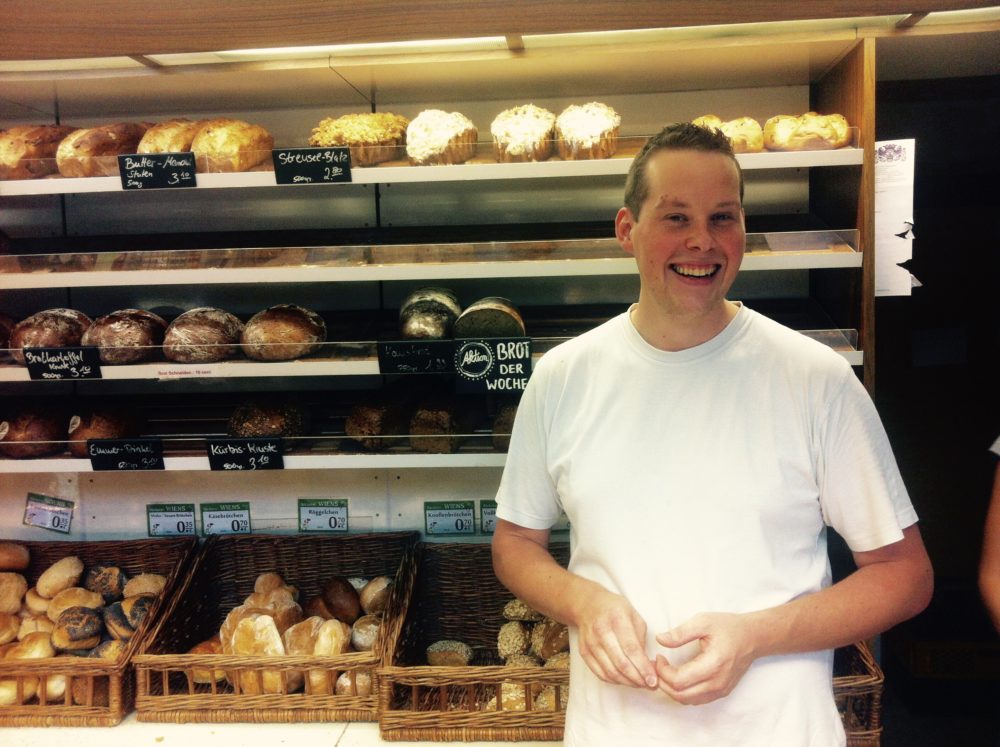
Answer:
xmin=491 ymin=123 xmax=934 ymax=746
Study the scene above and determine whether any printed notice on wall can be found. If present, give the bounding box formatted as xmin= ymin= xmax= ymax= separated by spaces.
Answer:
xmin=874 ymin=139 xmax=920 ymax=296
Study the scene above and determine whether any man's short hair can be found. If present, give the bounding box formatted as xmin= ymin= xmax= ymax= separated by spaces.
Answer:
xmin=623 ymin=122 xmax=744 ymax=218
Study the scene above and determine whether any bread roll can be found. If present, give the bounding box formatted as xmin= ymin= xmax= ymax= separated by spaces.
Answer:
xmin=16 ymin=614 xmax=53 ymax=641
xmin=188 ymin=636 xmax=226 ymax=684
xmin=219 ymin=604 xmax=268 ymax=653
xmin=71 ymin=667 xmax=110 ymax=706
xmin=0 ymin=542 xmax=29 ymax=572
xmin=0 ymin=124 xmax=77 ymax=180
xmin=497 ymin=621 xmax=531 ymax=660
xmin=426 ymin=639 xmax=473 ymax=666
xmin=68 ymin=408 xmax=141 ymax=458
xmin=350 ymin=613 xmax=380 ymax=652
xmin=240 ymin=304 xmax=326 ymax=361
xmin=89 ymin=638 xmax=126 ymax=660
xmin=121 ymin=593 xmax=156 ymax=630
xmin=302 ymin=594 xmax=336 ymax=621
xmin=533 ymin=684 xmax=568 ymax=711
xmin=335 ymin=669 xmax=372 ymax=696
xmin=137 ymin=119 xmax=207 ymax=154
xmin=36 ymin=556 xmax=83 ymax=599
xmin=253 ymin=572 xmax=287 ymax=594
xmin=0 ymin=631 xmax=55 ymax=706
xmin=359 ymin=575 xmax=392 ymax=615
xmin=763 ymin=112 xmax=851 ymax=151
xmin=83 ymin=565 xmax=128 ymax=603
xmin=123 ymin=573 xmax=166 ymax=598
xmin=308 ymin=618 xmax=351 ymax=694
xmin=320 ymin=577 xmax=361 ymax=624
xmin=0 ymin=611 xmax=19 ymax=645
xmin=23 ymin=587 xmax=49 ymax=615
xmin=52 ymin=606 xmax=103 ymax=650
xmin=80 ymin=308 xmax=166 ymax=364
xmin=190 ymin=118 xmax=274 ymax=173
xmin=0 ymin=572 xmax=27 ymax=615
xmin=102 ymin=600 xmax=134 ymax=640
xmin=9 ymin=308 xmax=93 ymax=366
xmin=282 ymin=615 xmax=325 ymax=655
xmin=163 ymin=307 xmax=244 ymax=363
xmin=504 ymin=652 xmax=542 ymax=667
xmin=484 ymin=681 xmax=529 ymax=711
xmin=46 ymin=587 xmax=104 ymax=623
xmin=530 ymin=618 xmax=569 ymax=660
xmin=56 ymin=122 xmax=150 ymax=177
xmin=692 ymin=115 xmax=764 ymax=153
xmin=0 ymin=406 xmax=66 ymax=459
xmin=502 ymin=597 xmax=543 ymax=622
xmin=399 ymin=287 xmax=462 ymax=339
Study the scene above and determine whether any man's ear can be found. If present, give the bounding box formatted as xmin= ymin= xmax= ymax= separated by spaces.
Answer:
xmin=615 ymin=207 xmax=636 ymax=256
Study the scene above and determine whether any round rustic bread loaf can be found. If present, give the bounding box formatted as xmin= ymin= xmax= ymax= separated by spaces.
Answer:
xmin=359 ymin=575 xmax=393 ymax=615
xmin=67 ymin=407 xmax=141 ymax=458
xmin=0 ymin=407 xmax=66 ymax=459
xmin=240 ymin=304 xmax=326 ymax=361
xmin=227 ymin=399 xmax=310 ymax=440
xmin=9 ymin=308 xmax=93 ymax=365
xmin=81 ymin=308 xmax=166 ymax=364
xmin=163 ymin=307 xmax=244 ymax=363
xmin=320 ymin=576 xmax=362 ymax=624
xmin=350 ymin=613 xmax=380 ymax=651
xmin=453 ymin=297 xmax=525 ymax=338
xmin=399 ymin=287 xmax=462 ymax=339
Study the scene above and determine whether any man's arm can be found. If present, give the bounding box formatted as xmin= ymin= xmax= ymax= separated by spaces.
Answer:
xmin=979 ymin=463 xmax=1000 ymax=633
xmin=655 ymin=523 xmax=933 ymax=705
xmin=492 ymin=518 xmax=658 ymax=689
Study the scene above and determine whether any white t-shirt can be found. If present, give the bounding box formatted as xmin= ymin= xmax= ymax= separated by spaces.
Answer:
xmin=495 ymin=305 xmax=918 ymax=747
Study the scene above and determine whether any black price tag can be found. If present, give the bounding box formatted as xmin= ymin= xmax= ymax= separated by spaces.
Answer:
xmin=118 ymin=152 xmax=197 ymax=190
xmin=206 ymin=437 xmax=284 ymax=471
xmin=272 ymin=147 xmax=352 ymax=185
xmin=454 ymin=338 xmax=532 ymax=393
xmin=24 ymin=346 xmax=102 ymax=380
xmin=377 ymin=339 xmax=455 ymax=374
xmin=88 ymin=438 xmax=165 ymax=471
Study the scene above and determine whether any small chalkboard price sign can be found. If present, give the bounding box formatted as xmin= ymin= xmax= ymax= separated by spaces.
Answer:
xmin=118 ymin=152 xmax=196 ymax=190
xmin=88 ymin=438 xmax=165 ymax=471
xmin=272 ymin=147 xmax=352 ymax=185
xmin=24 ymin=347 xmax=102 ymax=380
xmin=377 ymin=340 xmax=454 ymax=374
xmin=454 ymin=338 xmax=532 ymax=393
xmin=206 ymin=437 xmax=284 ymax=471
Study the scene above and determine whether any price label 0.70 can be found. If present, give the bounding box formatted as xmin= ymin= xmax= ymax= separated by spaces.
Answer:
xmin=23 ymin=493 xmax=74 ymax=534
xmin=298 ymin=499 xmax=348 ymax=533
xmin=424 ymin=500 xmax=475 ymax=536
xmin=147 ymin=503 xmax=197 ymax=537
xmin=200 ymin=502 xmax=252 ymax=536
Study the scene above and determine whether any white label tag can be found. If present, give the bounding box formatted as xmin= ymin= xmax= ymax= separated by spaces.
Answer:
xmin=147 ymin=503 xmax=197 ymax=536
xmin=23 ymin=493 xmax=74 ymax=534
xmin=424 ymin=501 xmax=475 ymax=536
xmin=480 ymin=500 xmax=498 ymax=534
xmin=298 ymin=499 xmax=348 ymax=532
xmin=200 ymin=502 xmax=252 ymax=535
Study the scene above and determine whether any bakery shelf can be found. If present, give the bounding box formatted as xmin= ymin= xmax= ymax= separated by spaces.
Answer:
xmin=0 ymin=230 xmax=860 ymax=289
xmin=0 ymin=144 xmax=863 ymax=197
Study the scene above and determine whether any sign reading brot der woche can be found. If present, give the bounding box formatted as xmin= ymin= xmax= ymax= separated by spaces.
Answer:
xmin=453 ymin=338 xmax=531 ymax=393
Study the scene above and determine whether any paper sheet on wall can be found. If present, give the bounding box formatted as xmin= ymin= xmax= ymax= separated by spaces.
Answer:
xmin=874 ymin=139 xmax=920 ymax=296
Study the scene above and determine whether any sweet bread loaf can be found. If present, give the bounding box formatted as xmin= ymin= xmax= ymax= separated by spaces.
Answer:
xmin=9 ymin=308 xmax=93 ymax=365
xmin=240 ymin=304 xmax=326 ymax=361
xmin=491 ymin=104 xmax=556 ymax=163
xmin=163 ymin=307 xmax=244 ymax=363
xmin=555 ymin=102 xmax=620 ymax=160
xmin=56 ymin=122 xmax=151 ymax=177
xmin=80 ymin=308 xmax=166 ymax=364
xmin=406 ymin=109 xmax=478 ymax=166
xmin=190 ymin=118 xmax=274 ymax=172
xmin=763 ymin=112 xmax=851 ymax=151
xmin=309 ymin=112 xmax=409 ymax=166
xmin=137 ymin=119 xmax=207 ymax=154
xmin=0 ymin=124 xmax=77 ymax=180
xmin=692 ymin=115 xmax=764 ymax=153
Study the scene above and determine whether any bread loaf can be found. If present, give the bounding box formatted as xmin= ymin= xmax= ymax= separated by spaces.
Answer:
xmin=358 ymin=575 xmax=392 ymax=615
xmin=406 ymin=109 xmax=478 ymax=166
xmin=491 ymin=104 xmax=556 ymax=163
xmin=409 ymin=395 xmax=480 ymax=454
xmin=137 ymin=119 xmax=207 ymax=154
xmin=555 ymin=102 xmax=620 ymax=160
xmin=67 ymin=408 xmax=141 ymax=458
xmin=320 ymin=577 xmax=361 ymax=624
xmin=80 ymin=308 xmax=166 ymax=364
xmin=190 ymin=118 xmax=274 ymax=173
xmin=123 ymin=572 xmax=166 ymax=598
xmin=345 ymin=397 xmax=411 ymax=452
xmin=230 ymin=614 xmax=286 ymax=694
xmin=163 ymin=307 xmax=244 ymax=363
xmin=188 ymin=636 xmax=226 ymax=684
xmin=350 ymin=613 xmax=380 ymax=652
xmin=0 ymin=406 xmax=66 ymax=459
xmin=497 ymin=621 xmax=531 ymax=660
xmin=335 ymin=669 xmax=372 ymax=696
xmin=309 ymin=112 xmax=409 ymax=167
xmin=0 ymin=631 xmax=55 ymax=705
xmin=241 ymin=304 xmax=326 ymax=361
xmin=530 ymin=618 xmax=569 ymax=660
xmin=0 ymin=124 xmax=78 ymax=180
xmin=399 ymin=287 xmax=462 ymax=339
xmin=763 ymin=112 xmax=851 ymax=151
xmin=502 ymin=597 xmax=543 ymax=622
xmin=56 ymin=122 xmax=151 ymax=177
xmin=308 ymin=618 xmax=351 ymax=694
xmin=9 ymin=308 xmax=93 ymax=365
xmin=227 ymin=399 xmax=310 ymax=441
xmin=453 ymin=297 xmax=525 ymax=338
xmin=0 ymin=541 xmax=29 ymax=572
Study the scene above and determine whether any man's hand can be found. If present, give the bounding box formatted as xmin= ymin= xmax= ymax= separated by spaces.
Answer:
xmin=654 ymin=612 xmax=756 ymax=705
xmin=574 ymin=587 xmax=658 ymax=690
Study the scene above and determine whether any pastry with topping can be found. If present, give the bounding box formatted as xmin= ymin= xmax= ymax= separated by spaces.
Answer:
xmin=309 ymin=111 xmax=409 ymax=167
xmin=490 ymin=104 xmax=556 ymax=163
xmin=555 ymin=102 xmax=621 ymax=160
xmin=406 ymin=110 xmax=478 ymax=166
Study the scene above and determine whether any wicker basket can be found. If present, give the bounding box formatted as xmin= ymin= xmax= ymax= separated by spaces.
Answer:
xmin=379 ymin=542 xmax=884 ymax=744
xmin=378 ymin=542 xmax=570 ymax=742
xmin=0 ymin=536 xmax=197 ymax=727
xmin=133 ymin=531 xmax=418 ymax=723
